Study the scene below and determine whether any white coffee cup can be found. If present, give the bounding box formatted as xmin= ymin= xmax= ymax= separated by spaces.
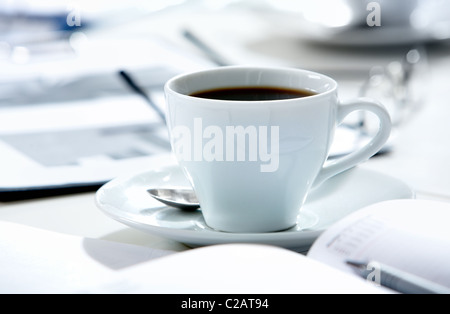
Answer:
xmin=165 ymin=66 xmax=391 ymax=233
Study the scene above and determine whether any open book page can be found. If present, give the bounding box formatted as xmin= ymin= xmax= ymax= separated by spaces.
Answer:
xmin=0 ymin=221 xmax=386 ymax=294
xmin=0 ymin=221 xmax=174 ymax=293
xmin=307 ymin=199 xmax=450 ymax=288
xmin=87 ymin=243 xmax=388 ymax=294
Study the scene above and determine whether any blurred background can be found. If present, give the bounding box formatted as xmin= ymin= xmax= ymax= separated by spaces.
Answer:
xmin=1 ymin=0 xmax=450 ymax=200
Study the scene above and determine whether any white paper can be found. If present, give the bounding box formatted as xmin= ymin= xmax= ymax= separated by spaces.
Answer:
xmin=0 ymin=95 xmax=170 ymax=188
xmin=0 ymin=221 xmax=174 ymax=294
xmin=308 ymin=199 xmax=450 ymax=288
xmin=0 ymin=36 xmax=211 ymax=191
xmin=87 ymin=243 xmax=386 ymax=294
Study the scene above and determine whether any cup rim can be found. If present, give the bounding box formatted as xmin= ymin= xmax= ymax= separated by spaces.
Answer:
xmin=165 ymin=65 xmax=338 ymax=105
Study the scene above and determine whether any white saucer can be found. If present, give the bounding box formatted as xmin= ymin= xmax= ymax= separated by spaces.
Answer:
xmin=95 ymin=162 xmax=414 ymax=252
xmin=298 ymin=24 xmax=440 ymax=47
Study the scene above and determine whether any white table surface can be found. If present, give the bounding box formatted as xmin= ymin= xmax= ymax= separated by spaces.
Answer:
xmin=1 ymin=2 xmax=450 ymax=253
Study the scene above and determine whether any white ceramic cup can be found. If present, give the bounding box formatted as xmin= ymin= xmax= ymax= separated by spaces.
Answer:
xmin=165 ymin=66 xmax=391 ymax=233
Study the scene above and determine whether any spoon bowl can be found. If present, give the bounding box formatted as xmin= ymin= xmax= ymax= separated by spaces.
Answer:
xmin=147 ymin=188 xmax=200 ymax=211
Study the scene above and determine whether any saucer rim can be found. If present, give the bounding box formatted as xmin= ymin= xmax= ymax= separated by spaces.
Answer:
xmin=95 ymin=162 xmax=414 ymax=251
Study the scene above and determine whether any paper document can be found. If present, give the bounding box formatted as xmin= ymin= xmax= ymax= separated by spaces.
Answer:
xmin=0 ymin=221 xmax=174 ymax=294
xmin=0 ymin=37 xmax=211 ymax=200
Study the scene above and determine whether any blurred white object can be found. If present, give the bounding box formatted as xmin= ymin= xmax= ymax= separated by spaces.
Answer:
xmin=268 ymin=0 xmax=450 ymax=46
xmin=338 ymin=47 xmax=429 ymax=154
xmin=345 ymin=0 xmax=420 ymax=27
xmin=0 ymin=0 xmax=185 ymax=19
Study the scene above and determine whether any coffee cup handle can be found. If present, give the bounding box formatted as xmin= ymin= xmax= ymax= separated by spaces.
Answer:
xmin=313 ymin=97 xmax=392 ymax=188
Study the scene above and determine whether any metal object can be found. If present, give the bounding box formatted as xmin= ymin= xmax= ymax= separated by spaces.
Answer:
xmin=148 ymin=188 xmax=200 ymax=211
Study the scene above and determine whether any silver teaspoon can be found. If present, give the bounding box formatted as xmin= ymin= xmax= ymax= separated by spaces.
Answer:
xmin=147 ymin=188 xmax=200 ymax=211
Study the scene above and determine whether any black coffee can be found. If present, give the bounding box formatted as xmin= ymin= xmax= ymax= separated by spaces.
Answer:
xmin=190 ymin=86 xmax=316 ymax=101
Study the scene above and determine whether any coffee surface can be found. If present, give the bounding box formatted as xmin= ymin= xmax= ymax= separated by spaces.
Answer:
xmin=190 ymin=86 xmax=316 ymax=101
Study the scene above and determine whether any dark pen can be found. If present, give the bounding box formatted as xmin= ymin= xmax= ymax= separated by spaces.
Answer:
xmin=118 ymin=70 xmax=166 ymax=124
xmin=346 ymin=260 xmax=450 ymax=294
xmin=182 ymin=29 xmax=230 ymax=67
